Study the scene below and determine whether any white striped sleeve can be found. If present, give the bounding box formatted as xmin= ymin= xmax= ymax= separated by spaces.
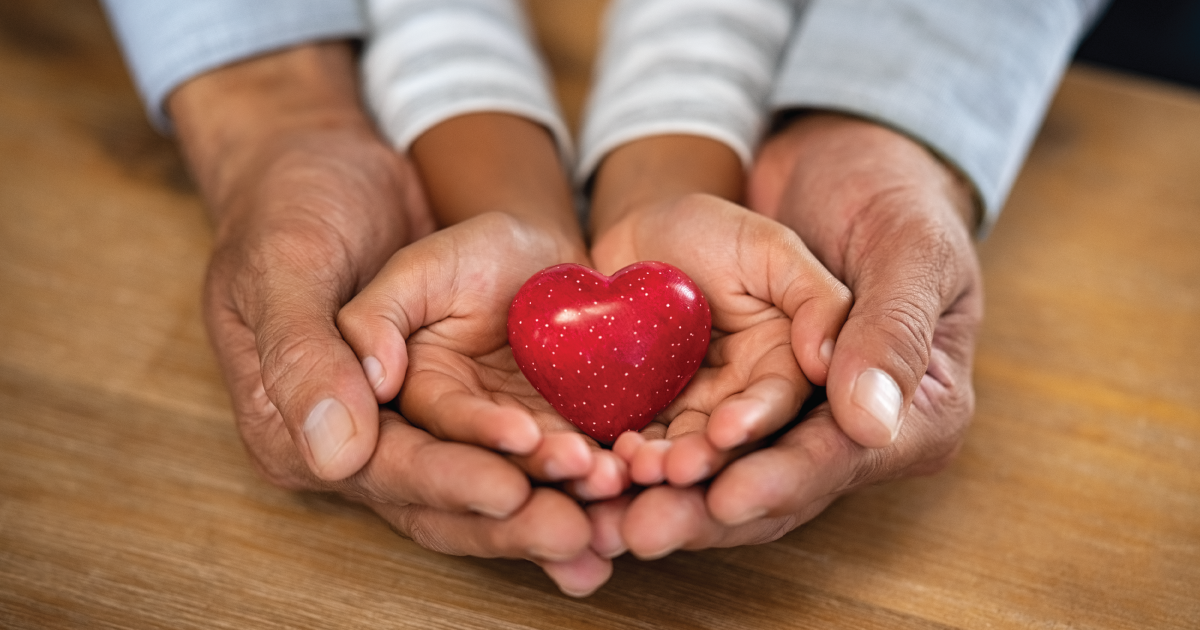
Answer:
xmin=576 ymin=0 xmax=797 ymax=183
xmin=363 ymin=0 xmax=572 ymax=160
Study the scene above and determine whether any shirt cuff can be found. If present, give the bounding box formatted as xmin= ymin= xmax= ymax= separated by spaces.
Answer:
xmin=771 ymin=0 xmax=1107 ymax=236
xmin=363 ymin=0 xmax=572 ymax=164
xmin=576 ymin=0 xmax=796 ymax=184
xmin=101 ymin=0 xmax=366 ymax=133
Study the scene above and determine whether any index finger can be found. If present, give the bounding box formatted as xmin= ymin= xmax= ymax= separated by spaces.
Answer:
xmin=333 ymin=409 xmax=533 ymax=519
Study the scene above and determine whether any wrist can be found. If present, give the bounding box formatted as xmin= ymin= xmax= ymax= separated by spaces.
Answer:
xmin=588 ymin=135 xmax=744 ymax=244
xmin=410 ymin=113 xmax=583 ymax=248
xmin=168 ymin=42 xmax=376 ymax=213
xmin=766 ymin=112 xmax=976 ymax=237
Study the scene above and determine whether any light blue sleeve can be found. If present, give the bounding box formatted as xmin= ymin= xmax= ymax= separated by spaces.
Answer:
xmin=100 ymin=0 xmax=366 ymax=132
xmin=772 ymin=0 xmax=1109 ymax=234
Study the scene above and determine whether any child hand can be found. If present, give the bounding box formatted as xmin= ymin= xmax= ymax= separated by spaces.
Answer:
xmin=592 ymin=194 xmax=852 ymax=487
xmin=337 ymin=212 xmax=630 ymax=501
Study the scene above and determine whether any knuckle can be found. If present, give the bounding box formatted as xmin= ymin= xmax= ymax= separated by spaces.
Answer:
xmin=334 ymin=301 xmax=366 ymax=337
xmin=852 ymin=375 xmax=977 ymax=485
xmin=863 ymin=296 xmax=935 ymax=386
xmin=336 ymin=421 xmax=420 ymax=508
xmin=258 ymin=330 xmax=332 ymax=398
xmin=829 ymin=277 xmax=854 ymax=311
xmin=844 ymin=447 xmax=893 ymax=490
xmin=338 ymin=460 xmax=391 ymax=506
xmin=394 ymin=509 xmax=445 ymax=552
xmin=380 ymin=505 xmax=459 ymax=556
xmin=913 ymin=380 xmax=976 ymax=476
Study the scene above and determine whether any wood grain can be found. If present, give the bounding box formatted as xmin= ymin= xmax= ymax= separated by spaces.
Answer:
xmin=1 ymin=1 xmax=1197 ymax=628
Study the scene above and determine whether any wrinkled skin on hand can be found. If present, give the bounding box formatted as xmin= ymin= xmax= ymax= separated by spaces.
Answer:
xmin=201 ymin=132 xmax=609 ymax=597
xmin=591 ymin=113 xmax=984 ymax=561
xmin=202 ymin=126 xmax=431 ymax=485
xmin=177 ymin=45 xmax=609 ymax=598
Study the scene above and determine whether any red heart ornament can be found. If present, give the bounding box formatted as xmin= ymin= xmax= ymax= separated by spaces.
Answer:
xmin=508 ymin=261 xmax=711 ymax=444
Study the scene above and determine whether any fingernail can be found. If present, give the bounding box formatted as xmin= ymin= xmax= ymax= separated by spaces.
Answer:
xmin=497 ymin=418 xmax=541 ymax=456
xmin=362 ymin=356 xmax=385 ymax=391
xmin=613 ymin=431 xmax=644 ymax=461
xmin=304 ymin=398 xmax=356 ymax=471
xmin=544 ymin=458 xmax=566 ymax=481
xmin=852 ymin=368 xmax=903 ymax=442
xmin=592 ymin=517 xmax=628 ymax=558
xmin=594 ymin=455 xmax=624 ymax=497
xmin=647 ymin=439 xmax=672 ymax=454
xmin=819 ymin=339 xmax=835 ymax=367
xmin=728 ymin=400 xmax=768 ymax=448
xmin=725 ymin=506 xmax=768 ymax=527
xmin=679 ymin=462 xmax=711 ymax=486
xmin=468 ymin=502 xmax=514 ymax=520
xmin=574 ymin=457 xmax=617 ymax=501
xmin=601 ymin=542 xmax=628 ymax=559
xmin=639 ymin=540 xmax=683 ymax=561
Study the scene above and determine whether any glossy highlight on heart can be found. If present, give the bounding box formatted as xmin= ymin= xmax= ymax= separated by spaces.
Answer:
xmin=508 ymin=261 xmax=711 ymax=444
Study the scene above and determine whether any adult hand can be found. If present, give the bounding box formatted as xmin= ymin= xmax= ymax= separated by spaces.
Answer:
xmin=171 ymin=44 xmax=605 ymax=596
xmin=606 ymin=113 xmax=983 ymax=559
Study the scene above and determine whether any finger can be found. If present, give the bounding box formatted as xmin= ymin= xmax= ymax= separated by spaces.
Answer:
xmin=338 ymin=411 xmax=531 ymax=519
xmin=705 ymin=404 xmax=858 ymax=526
xmin=400 ymin=362 xmax=592 ymax=480
xmin=372 ymin=487 xmax=591 ymax=562
xmin=587 ymin=495 xmax=632 ymax=559
xmin=786 ymin=284 xmax=850 ymax=388
xmin=621 ymin=485 xmax=793 ymax=560
xmin=662 ymin=344 xmax=808 ymax=486
xmin=536 ymin=550 xmax=613 ymax=598
xmin=205 ymin=302 xmax=314 ymax=488
xmin=400 ymin=375 xmax=542 ymax=456
xmin=705 ymin=374 xmax=804 ymax=450
xmin=661 ymin=432 xmax=719 ymax=487
xmin=825 ymin=215 xmax=978 ymax=448
xmin=565 ymin=450 xmax=630 ymax=501
xmin=623 ymin=196 xmax=851 ymax=387
xmin=209 ymin=306 xmax=536 ymax=519
xmin=759 ymin=225 xmax=852 ymax=389
xmin=337 ymin=295 xmax=411 ymax=403
xmin=661 ymin=429 xmax=757 ymax=488
xmin=228 ymin=245 xmax=382 ymax=482
xmin=658 ymin=409 xmax=719 ymax=487
xmin=622 ymin=486 xmax=707 ymax=559
xmin=628 ymin=439 xmax=671 ymax=486
xmin=612 ymin=424 xmax=665 ymax=474
xmin=339 ymin=212 xmax=548 ymax=403
xmin=612 ymin=430 xmax=645 ymax=463
xmin=509 ymin=431 xmax=595 ymax=482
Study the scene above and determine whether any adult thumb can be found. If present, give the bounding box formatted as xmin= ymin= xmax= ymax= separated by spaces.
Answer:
xmin=251 ymin=275 xmax=382 ymax=482
xmin=825 ymin=217 xmax=975 ymax=449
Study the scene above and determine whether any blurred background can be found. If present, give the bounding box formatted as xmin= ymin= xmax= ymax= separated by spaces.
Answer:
xmin=1076 ymin=0 xmax=1200 ymax=88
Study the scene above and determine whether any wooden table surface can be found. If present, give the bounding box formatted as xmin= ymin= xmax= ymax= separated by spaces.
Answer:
xmin=2 ymin=2 xmax=1198 ymax=628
